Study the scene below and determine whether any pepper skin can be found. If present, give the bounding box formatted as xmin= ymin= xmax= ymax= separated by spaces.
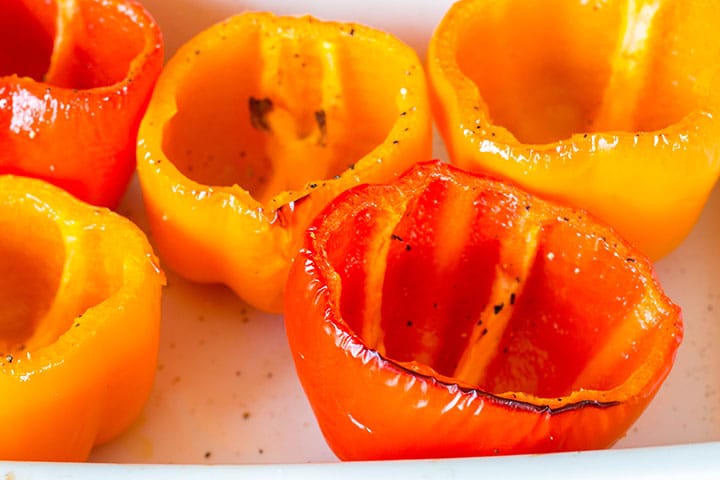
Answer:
xmin=0 ymin=175 xmax=164 ymax=462
xmin=284 ymin=161 xmax=683 ymax=461
xmin=427 ymin=0 xmax=720 ymax=260
xmin=0 ymin=0 xmax=163 ymax=208
xmin=137 ymin=12 xmax=431 ymax=313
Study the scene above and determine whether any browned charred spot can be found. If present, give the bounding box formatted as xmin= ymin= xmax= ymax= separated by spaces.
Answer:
xmin=315 ymin=110 xmax=327 ymax=146
xmin=249 ymin=97 xmax=274 ymax=131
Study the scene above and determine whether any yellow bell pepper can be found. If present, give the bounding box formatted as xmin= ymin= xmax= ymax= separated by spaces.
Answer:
xmin=0 ymin=175 xmax=164 ymax=461
xmin=137 ymin=12 xmax=431 ymax=312
xmin=427 ymin=0 xmax=720 ymax=259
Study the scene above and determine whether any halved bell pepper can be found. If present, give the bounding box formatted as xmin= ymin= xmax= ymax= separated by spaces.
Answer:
xmin=0 ymin=0 xmax=164 ymax=208
xmin=284 ymin=160 xmax=682 ymax=461
xmin=137 ymin=12 xmax=431 ymax=313
xmin=427 ymin=0 xmax=720 ymax=260
xmin=0 ymin=175 xmax=165 ymax=462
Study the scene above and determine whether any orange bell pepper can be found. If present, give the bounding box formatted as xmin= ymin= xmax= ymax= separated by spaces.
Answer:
xmin=0 ymin=0 xmax=163 ymax=208
xmin=284 ymin=161 xmax=682 ymax=461
xmin=427 ymin=0 xmax=720 ymax=260
xmin=0 ymin=175 xmax=165 ymax=462
xmin=137 ymin=12 xmax=431 ymax=313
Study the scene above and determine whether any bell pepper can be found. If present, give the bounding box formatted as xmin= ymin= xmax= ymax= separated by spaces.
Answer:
xmin=0 ymin=0 xmax=164 ymax=208
xmin=427 ymin=0 xmax=720 ymax=260
xmin=136 ymin=12 xmax=432 ymax=313
xmin=0 ymin=175 xmax=165 ymax=462
xmin=284 ymin=160 xmax=683 ymax=461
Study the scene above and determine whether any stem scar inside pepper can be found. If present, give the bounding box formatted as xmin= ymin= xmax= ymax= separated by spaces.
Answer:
xmin=249 ymin=97 xmax=274 ymax=132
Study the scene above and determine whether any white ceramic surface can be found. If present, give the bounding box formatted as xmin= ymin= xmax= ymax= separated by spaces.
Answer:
xmin=4 ymin=0 xmax=720 ymax=476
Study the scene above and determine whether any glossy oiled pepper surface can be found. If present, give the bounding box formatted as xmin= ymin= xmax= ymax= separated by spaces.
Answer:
xmin=0 ymin=175 xmax=164 ymax=462
xmin=427 ymin=0 xmax=720 ymax=259
xmin=285 ymin=161 xmax=682 ymax=461
xmin=0 ymin=0 xmax=163 ymax=208
xmin=137 ymin=12 xmax=431 ymax=313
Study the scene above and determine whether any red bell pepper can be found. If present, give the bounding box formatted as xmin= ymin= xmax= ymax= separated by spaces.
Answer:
xmin=284 ymin=160 xmax=683 ymax=460
xmin=0 ymin=0 xmax=163 ymax=208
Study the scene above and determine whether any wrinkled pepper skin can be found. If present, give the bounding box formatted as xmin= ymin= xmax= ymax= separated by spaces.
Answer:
xmin=137 ymin=12 xmax=431 ymax=313
xmin=0 ymin=175 xmax=165 ymax=462
xmin=0 ymin=0 xmax=164 ymax=208
xmin=427 ymin=0 xmax=720 ymax=260
xmin=284 ymin=161 xmax=682 ymax=461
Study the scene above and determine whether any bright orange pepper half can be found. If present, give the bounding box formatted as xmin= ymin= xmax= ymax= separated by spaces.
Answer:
xmin=0 ymin=0 xmax=163 ymax=208
xmin=285 ymin=161 xmax=683 ymax=461
xmin=427 ymin=0 xmax=720 ymax=260
xmin=137 ymin=12 xmax=431 ymax=313
xmin=0 ymin=175 xmax=164 ymax=462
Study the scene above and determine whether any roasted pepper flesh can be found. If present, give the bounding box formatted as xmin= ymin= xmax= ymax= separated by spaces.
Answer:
xmin=427 ymin=0 xmax=720 ymax=259
xmin=0 ymin=0 xmax=163 ymax=208
xmin=0 ymin=175 xmax=164 ymax=462
xmin=138 ymin=12 xmax=431 ymax=312
xmin=284 ymin=161 xmax=682 ymax=460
